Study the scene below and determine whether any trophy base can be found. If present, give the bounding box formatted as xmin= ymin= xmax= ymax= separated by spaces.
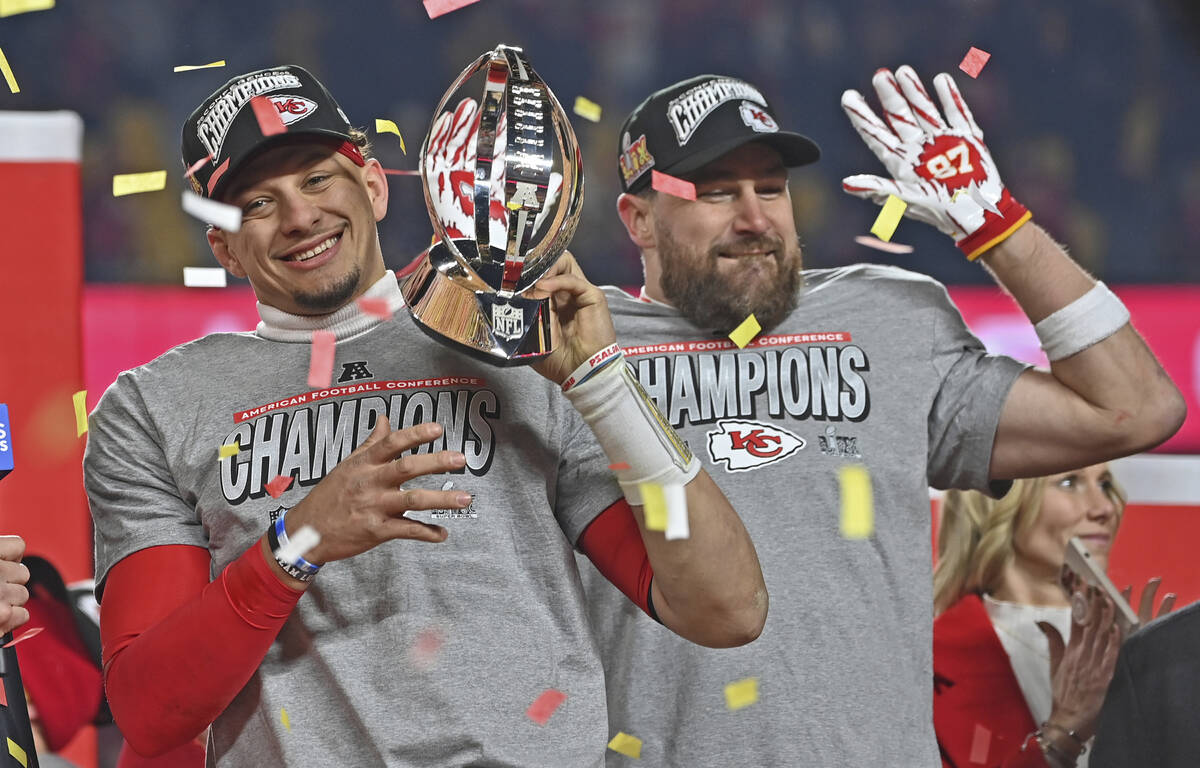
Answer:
xmin=400 ymin=241 xmax=553 ymax=367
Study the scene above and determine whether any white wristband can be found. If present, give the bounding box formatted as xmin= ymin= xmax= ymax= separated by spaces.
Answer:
xmin=564 ymin=354 xmax=701 ymax=505
xmin=562 ymin=343 xmax=622 ymax=391
xmin=1034 ymin=282 xmax=1130 ymax=362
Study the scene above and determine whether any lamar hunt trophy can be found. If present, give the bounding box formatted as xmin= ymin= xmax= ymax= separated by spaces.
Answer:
xmin=401 ymin=44 xmax=584 ymax=365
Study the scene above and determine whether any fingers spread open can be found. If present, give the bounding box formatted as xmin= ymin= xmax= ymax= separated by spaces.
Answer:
xmin=381 ymin=450 xmax=466 ymax=487
xmin=872 ymin=68 xmax=926 ymax=145
xmin=894 ymin=65 xmax=948 ymax=134
xmin=841 ymin=89 xmax=907 ymax=174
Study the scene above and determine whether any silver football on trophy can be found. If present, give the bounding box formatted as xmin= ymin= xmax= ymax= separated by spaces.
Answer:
xmin=401 ymin=43 xmax=584 ymax=366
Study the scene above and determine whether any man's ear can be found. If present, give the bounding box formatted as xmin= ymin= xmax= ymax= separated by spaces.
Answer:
xmin=363 ymin=158 xmax=389 ymax=222
xmin=616 ymin=192 xmax=656 ymax=250
xmin=207 ymin=228 xmax=247 ymax=279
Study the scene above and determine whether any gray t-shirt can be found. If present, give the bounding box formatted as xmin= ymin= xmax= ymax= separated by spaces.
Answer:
xmin=581 ymin=264 xmax=1028 ymax=767
xmin=85 ymin=314 xmax=622 ymax=768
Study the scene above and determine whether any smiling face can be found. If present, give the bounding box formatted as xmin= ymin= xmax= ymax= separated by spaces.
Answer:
xmin=1017 ymin=463 xmax=1123 ymax=574
xmin=619 ymin=142 xmax=803 ymax=333
xmin=207 ymin=139 xmax=389 ymax=316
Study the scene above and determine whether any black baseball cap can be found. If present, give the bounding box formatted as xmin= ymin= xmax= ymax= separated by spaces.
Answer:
xmin=617 ymin=74 xmax=821 ymax=194
xmin=181 ymin=65 xmax=359 ymax=200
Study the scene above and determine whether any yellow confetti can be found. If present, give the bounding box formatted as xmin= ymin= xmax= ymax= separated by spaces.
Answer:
xmin=0 ymin=47 xmax=19 ymax=94
xmin=869 ymin=194 xmax=907 ymax=242
xmin=0 ymin=0 xmax=53 ymax=17
xmin=724 ymin=677 xmax=759 ymax=710
xmin=6 ymin=738 xmax=27 ymax=768
xmin=607 ymin=732 xmax=642 ymax=759
xmin=573 ymin=96 xmax=602 ymax=123
xmin=375 ymin=119 xmax=406 ymax=154
xmin=280 ymin=707 xmax=290 ymax=731
xmin=839 ymin=464 xmax=874 ymax=539
xmin=728 ymin=314 xmax=762 ymax=349
xmin=72 ymin=390 xmax=88 ymax=437
xmin=639 ymin=483 xmax=667 ymax=531
xmin=173 ymin=60 xmax=226 ymax=73
xmin=218 ymin=440 xmax=240 ymax=460
xmin=112 ymin=171 xmax=167 ymax=197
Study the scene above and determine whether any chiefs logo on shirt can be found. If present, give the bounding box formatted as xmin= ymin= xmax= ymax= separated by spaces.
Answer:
xmin=268 ymin=95 xmax=318 ymax=125
xmin=706 ymin=419 xmax=805 ymax=472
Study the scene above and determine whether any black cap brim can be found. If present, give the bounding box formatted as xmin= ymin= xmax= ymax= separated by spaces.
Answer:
xmin=659 ymin=130 xmax=821 ymax=182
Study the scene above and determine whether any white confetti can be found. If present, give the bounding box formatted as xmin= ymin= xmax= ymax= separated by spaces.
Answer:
xmin=183 ymin=267 xmax=228 ymax=288
xmin=664 ymin=483 xmax=689 ymax=540
xmin=275 ymin=524 xmax=321 ymax=563
xmin=182 ymin=190 xmax=243 ymax=232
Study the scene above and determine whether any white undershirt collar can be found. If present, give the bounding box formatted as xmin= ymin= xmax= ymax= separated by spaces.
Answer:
xmin=255 ymin=270 xmax=405 ymax=342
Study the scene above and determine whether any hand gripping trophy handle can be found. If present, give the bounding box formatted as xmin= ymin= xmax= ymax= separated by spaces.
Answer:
xmin=401 ymin=44 xmax=584 ymax=366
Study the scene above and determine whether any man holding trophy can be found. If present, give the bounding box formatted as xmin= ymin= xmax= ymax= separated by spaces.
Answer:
xmin=84 ymin=50 xmax=766 ymax=766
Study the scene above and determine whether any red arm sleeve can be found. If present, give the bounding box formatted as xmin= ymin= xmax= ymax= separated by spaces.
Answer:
xmin=577 ymin=499 xmax=658 ymax=621
xmin=101 ymin=541 xmax=303 ymax=757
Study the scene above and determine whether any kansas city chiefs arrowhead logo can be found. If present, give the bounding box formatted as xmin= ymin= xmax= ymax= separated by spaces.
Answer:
xmin=707 ymin=419 xmax=805 ymax=472
xmin=268 ymin=95 xmax=318 ymax=125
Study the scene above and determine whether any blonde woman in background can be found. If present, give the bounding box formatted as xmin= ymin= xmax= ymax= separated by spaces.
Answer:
xmin=931 ymin=464 xmax=1174 ymax=768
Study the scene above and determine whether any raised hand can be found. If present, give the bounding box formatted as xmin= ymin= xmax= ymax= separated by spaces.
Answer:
xmin=282 ymin=418 xmax=472 ymax=564
xmin=529 ymin=251 xmax=618 ymax=387
xmin=1038 ymin=586 xmax=1122 ymax=743
xmin=1121 ymin=577 xmax=1177 ymax=627
xmin=840 ymin=65 xmax=1030 ymax=260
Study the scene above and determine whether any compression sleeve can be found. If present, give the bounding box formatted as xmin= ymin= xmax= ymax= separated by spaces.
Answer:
xmin=577 ymin=499 xmax=659 ymax=622
xmin=101 ymin=542 xmax=303 ymax=757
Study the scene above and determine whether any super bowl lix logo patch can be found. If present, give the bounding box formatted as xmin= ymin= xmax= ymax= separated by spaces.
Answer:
xmin=707 ymin=419 xmax=805 ymax=472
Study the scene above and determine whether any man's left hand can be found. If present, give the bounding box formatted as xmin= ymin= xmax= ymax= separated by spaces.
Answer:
xmin=529 ymin=251 xmax=618 ymax=386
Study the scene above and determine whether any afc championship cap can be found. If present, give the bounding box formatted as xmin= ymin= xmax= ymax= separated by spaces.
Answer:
xmin=182 ymin=65 xmax=359 ymax=200
xmin=617 ymin=74 xmax=821 ymax=194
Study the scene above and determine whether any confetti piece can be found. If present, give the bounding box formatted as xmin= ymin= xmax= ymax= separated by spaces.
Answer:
xmin=265 ymin=475 xmax=294 ymax=499
xmin=869 ymin=194 xmax=907 ymax=242
xmin=959 ymin=47 xmax=991 ymax=79
xmin=275 ymin=524 xmax=321 ymax=563
xmin=607 ymin=462 xmax=631 ymax=472
xmin=308 ymin=330 xmax=336 ymax=389
xmin=409 ymin=627 xmax=446 ymax=669
xmin=382 ymin=168 xmax=421 ymax=176
xmin=728 ymin=314 xmax=761 ymax=349
xmin=218 ymin=440 xmax=240 ymax=460
xmin=72 ymin=390 xmax=88 ymax=436
xmin=375 ymin=119 xmax=407 ymax=154
xmin=968 ymin=723 xmax=991 ymax=764
xmin=607 ymin=732 xmax=642 ymax=759
xmin=724 ymin=676 xmax=759 ymax=710
xmin=526 ymin=689 xmax=567 ymax=726
xmin=0 ymin=0 xmax=54 ymax=17
xmin=112 ymin=171 xmax=167 ymax=197
xmin=651 ymin=170 xmax=697 ymax=201
xmin=0 ymin=47 xmax=17 ymax=93
xmin=639 ymin=483 xmax=667 ymax=531
xmin=573 ymin=96 xmax=602 ymax=123
xmin=250 ymin=95 xmax=286 ymax=136
xmin=0 ymin=679 xmax=6 ymax=706
xmin=853 ymin=235 xmax=914 ymax=254
xmin=280 ymin=708 xmax=290 ymax=731
xmin=184 ymin=154 xmax=212 ymax=179
xmin=1 ymin=626 xmax=43 ymax=648
xmin=357 ymin=296 xmax=393 ymax=320
xmin=183 ymin=266 xmax=228 ymax=288
xmin=423 ymin=0 xmax=481 ymax=19
xmin=664 ymin=483 xmax=689 ymax=541
xmin=6 ymin=738 xmax=26 ymax=768
xmin=182 ymin=190 xmax=243 ymax=231
xmin=966 ymin=183 xmax=1002 ymax=216
xmin=838 ymin=464 xmax=874 ymax=539
xmin=173 ymin=60 xmax=226 ymax=73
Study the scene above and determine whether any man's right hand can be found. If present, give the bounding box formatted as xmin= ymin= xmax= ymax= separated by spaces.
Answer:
xmin=282 ymin=418 xmax=471 ymax=565
xmin=0 ymin=535 xmax=30 ymax=634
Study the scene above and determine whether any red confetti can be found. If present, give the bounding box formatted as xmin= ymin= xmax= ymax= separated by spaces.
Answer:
xmin=423 ymin=0 xmax=482 ymax=19
xmin=651 ymin=170 xmax=697 ymax=201
xmin=308 ymin=330 xmax=336 ymax=389
xmin=357 ymin=297 xmax=393 ymax=320
xmin=250 ymin=95 xmax=287 ymax=137
xmin=608 ymin=462 xmax=631 ymax=471
xmin=968 ymin=723 xmax=991 ymax=764
xmin=853 ymin=235 xmax=914 ymax=254
xmin=382 ymin=168 xmax=421 ymax=176
xmin=526 ymin=689 xmax=567 ymax=726
xmin=2 ymin=626 xmax=43 ymax=648
xmin=184 ymin=154 xmax=212 ymax=180
xmin=265 ymin=475 xmax=294 ymax=499
xmin=409 ymin=627 xmax=446 ymax=669
xmin=958 ymin=47 xmax=991 ymax=79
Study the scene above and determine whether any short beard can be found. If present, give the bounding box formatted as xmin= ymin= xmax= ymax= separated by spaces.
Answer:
xmin=292 ymin=265 xmax=362 ymax=314
xmin=657 ymin=228 xmax=803 ymax=335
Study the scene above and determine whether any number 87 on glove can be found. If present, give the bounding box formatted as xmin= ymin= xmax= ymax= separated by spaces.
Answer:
xmin=841 ymin=65 xmax=1031 ymax=260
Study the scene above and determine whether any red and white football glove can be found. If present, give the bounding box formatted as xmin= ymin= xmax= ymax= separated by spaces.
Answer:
xmin=423 ymin=96 xmax=562 ymax=249
xmin=841 ymin=66 xmax=1031 ymax=260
